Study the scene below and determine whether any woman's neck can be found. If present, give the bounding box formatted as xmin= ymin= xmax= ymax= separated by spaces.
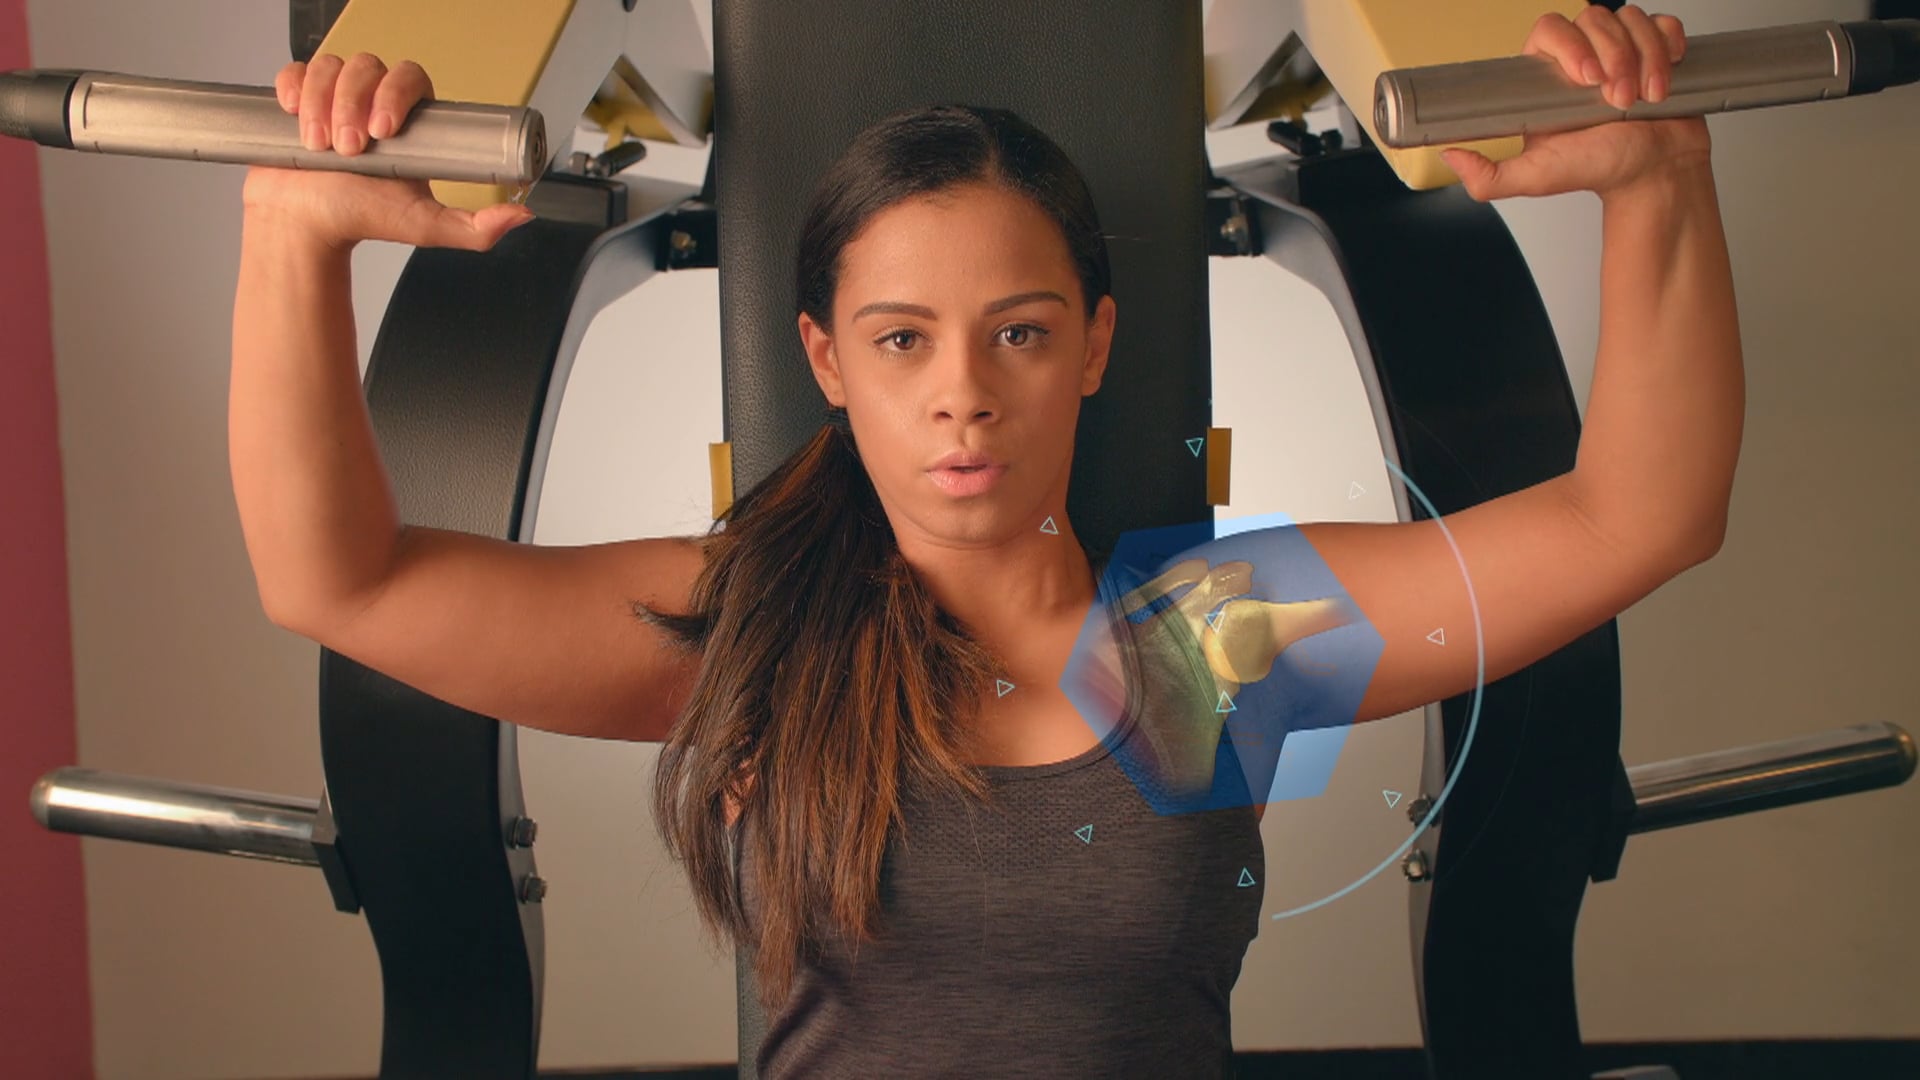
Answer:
xmin=895 ymin=524 xmax=1101 ymax=645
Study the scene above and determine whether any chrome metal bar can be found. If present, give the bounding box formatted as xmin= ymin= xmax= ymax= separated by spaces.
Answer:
xmin=1627 ymin=722 xmax=1915 ymax=835
xmin=0 ymin=70 xmax=546 ymax=184
xmin=1375 ymin=20 xmax=1859 ymax=149
xmin=31 ymin=766 xmax=321 ymax=867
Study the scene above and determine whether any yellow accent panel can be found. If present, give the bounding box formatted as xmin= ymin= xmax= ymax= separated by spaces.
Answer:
xmin=584 ymin=98 xmax=674 ymax=148
xmin=1238 ymin=74 xmax=1335 ymax=128
xmin=1206 ymin=427 xmax=1232 ymax=507
xmin=1300 ymin=0 xmax=1587 ymax=190
xmin=709 ymin=442 xmax=734 ymax=520
xmin=318 ymin=0 xmax=574 ymax=209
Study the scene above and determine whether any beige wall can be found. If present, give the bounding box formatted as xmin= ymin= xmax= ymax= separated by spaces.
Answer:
xmin=27 ymin=0 xmax=1915 ymax=1076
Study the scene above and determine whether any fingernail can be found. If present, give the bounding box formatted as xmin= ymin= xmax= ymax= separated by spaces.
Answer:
xmin=1647 ymin=74 xmax=1665 ymax=102
xmin=337 ymin=127 xmax=362 ymax=154
xmin=303 ymin=121 xmax=322 ymax=151
xmin=1582 ymin=60 xmax=1603 ymax=86
xmin=370 ymin=112 xmax=394 ymax=139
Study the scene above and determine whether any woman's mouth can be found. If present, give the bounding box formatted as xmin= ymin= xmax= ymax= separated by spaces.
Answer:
xmin=928 ymin=464 xmax=1008 ymax=497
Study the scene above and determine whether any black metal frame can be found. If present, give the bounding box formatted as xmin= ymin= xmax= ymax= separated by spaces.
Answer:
xmin=312 ymin=4 xmax=1633 ymax=1079
xmin=317 ymin=170 xmax=691 ymax=1076
xmin=1215 ymin=144 xmax=1628 ymax=1079
xmin=322 ymin=14 xmax=1612 ymax=1076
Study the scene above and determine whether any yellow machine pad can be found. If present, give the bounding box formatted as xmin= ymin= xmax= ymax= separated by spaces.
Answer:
xmin=316 ymin=0 xmax=573 ymax=209
xmin=1296 ymin=0 xmax=1588 ymax=190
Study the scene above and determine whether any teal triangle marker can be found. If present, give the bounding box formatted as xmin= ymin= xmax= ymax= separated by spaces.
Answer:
xmin=1238 ymin=868 xmax=1256 ymax=888
xmin=1206 ymin=609 xmax=1224 ymax=632
xmin=1186 ymin=437 xmax=1205 ymax=457
xmin=996 ymin=679 xmax=1015 ymax=698
xmin=1214 ymin=690 xmax=1236 ymax=714
xmin=1075 ymin=824 xmax=1094 ymax=844
xmin=1039 ymin=516 xmax=1059 ymax=535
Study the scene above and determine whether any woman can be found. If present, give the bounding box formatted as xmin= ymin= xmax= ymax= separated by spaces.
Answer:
xmin=234 ymin=4 xmax=1739 ymax=1075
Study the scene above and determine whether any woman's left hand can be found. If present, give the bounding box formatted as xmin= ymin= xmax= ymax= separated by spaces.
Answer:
xmin=1441 ymin=4 xmax=1714 ymax=202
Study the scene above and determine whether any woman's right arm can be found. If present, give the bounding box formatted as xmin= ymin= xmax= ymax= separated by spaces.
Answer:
xmin=228 ymin=54 xmax=702 ymax=743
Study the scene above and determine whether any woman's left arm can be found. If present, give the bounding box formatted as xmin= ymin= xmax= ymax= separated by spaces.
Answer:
xmin=1443 ymin=4 xmax=1743 ymax=563
xmin=1187 ymin=7 xmax=1748 ymax=729
xmin=1570 ymin=160 xmax=1743 ymax=564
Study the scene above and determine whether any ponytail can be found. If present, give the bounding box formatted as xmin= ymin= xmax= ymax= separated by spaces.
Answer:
xmin=636 ymin=415 xmax=1003 ymax=1010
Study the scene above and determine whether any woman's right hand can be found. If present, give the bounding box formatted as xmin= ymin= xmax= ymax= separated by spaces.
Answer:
xmin=242 ymin=52 xmax=537 ymax=253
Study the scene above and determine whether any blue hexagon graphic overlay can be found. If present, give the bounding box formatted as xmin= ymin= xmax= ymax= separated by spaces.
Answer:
xmin=1059 ymin=511 xmax=1385 ymax=815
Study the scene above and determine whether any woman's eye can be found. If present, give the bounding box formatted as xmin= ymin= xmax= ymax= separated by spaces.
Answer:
xmin=1000 ymin=324 xmax=1049 ymax=348
xmin=877 ymin=324 xmax=1047 ymax=353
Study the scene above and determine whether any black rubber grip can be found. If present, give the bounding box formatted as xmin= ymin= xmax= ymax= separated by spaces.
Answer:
xmin=0 ymin=69 xmax=78 ymax=148
xmin=1845 ymin=18 xmax=1920 ymax=94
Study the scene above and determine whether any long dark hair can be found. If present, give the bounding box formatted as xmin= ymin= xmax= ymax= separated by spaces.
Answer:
xmin=634 ymin=103 xmax=1113 ymax=1011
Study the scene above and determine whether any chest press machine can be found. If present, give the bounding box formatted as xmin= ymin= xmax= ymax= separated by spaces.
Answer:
xmin=15 ymin=1 xmax=1918 ymax=1077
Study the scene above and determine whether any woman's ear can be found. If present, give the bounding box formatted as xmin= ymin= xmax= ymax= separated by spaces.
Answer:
xmin=1082 ymin=294 xmax=1117 ymax=395
xmin=798 ymin=311 xmax=846 ymax=405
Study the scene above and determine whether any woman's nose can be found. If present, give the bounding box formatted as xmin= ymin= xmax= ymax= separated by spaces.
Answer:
xmin=929 ymin=339 xmax=1000 ymax=422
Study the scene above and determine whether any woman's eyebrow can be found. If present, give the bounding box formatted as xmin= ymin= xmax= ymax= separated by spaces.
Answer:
xmin=985 ymin=290 xmax=1070 ymax=315
xmin=850 ymin=290 xmax=1070 ymax=322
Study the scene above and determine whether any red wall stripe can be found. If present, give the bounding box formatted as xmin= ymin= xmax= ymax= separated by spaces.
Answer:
xmin=0 ymin=0 xmax=97 ymax=1073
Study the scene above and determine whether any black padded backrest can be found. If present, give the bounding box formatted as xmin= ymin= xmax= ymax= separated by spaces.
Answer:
xmin=712 ymin=0 xmax=1212 ymax=561
xmin=712 ymin=2 xmax=1212 ymax=1070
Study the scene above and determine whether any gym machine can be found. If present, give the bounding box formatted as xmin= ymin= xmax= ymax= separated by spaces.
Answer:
xmin=13 ymin=1 xmax=1918 ymax=1076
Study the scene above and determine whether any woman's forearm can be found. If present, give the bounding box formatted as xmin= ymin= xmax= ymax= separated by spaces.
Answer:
xmin=1569 ymin=161 xmax=1745 ymax=566
xmin=230 ymin=211 xmax=402 ymax=627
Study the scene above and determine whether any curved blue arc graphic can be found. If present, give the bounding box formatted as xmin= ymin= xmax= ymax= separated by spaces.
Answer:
xmin=1265 ymin=459 xmax=1485 ymax=920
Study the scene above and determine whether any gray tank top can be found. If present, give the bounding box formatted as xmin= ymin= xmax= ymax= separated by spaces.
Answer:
xmin=731 ymin=691 xmax=1267 ymax=1077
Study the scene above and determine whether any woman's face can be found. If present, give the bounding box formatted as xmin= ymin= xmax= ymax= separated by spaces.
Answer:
xmin=799 ymin=181 xmax=1117 ymax=550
